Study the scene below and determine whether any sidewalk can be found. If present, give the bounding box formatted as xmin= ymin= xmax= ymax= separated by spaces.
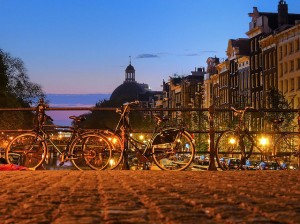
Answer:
xmin=1 ymin=170 xmax=299 ymax=223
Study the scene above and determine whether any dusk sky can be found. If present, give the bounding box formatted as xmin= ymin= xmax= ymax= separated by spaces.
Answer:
xmin=1 ymin=0 xmax=300 ymax=94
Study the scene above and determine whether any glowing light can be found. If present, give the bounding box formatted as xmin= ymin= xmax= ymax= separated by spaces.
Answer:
xmin=109 ymin=159 xmax=115 ymax=166
xmin=139 ymin=135 xmax=144 ymax=140
xmin=259 ymin=137 xmax=269 ymax=146
xmin=229 ymin=138 xmax=236 ymax=144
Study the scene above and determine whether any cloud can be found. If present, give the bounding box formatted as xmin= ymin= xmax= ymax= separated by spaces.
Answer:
xmin=136 ymin=54 xmax=159 ymax=59
xmin=182 ymin=50 xmax=217 ymax=57
xmin=184 ymin=53 xmax=199 ymax=56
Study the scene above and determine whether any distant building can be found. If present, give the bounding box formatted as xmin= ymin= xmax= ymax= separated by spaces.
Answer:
xmin=110 ymin=61 xmax=161 ymax=106
xmin=162 ymin=68 xmax=205 ymax=120
xmin=246 ymin=0 xmax=300 ymax=109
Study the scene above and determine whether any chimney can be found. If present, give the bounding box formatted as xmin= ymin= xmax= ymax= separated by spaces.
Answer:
xmin=278 ymin=0 xmax=288 ymax=27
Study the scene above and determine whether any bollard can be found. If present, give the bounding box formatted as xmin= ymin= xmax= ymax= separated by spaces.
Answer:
xmin=208 ymin=105 xmax=217 ymax=171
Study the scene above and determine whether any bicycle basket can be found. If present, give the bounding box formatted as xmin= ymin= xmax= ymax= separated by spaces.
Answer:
xmin=152 ymin=129 xmax=179 ymax=145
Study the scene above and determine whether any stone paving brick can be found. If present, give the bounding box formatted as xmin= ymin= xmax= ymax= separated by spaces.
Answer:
xmin=0 ymin=170 xmax=299 ymax=223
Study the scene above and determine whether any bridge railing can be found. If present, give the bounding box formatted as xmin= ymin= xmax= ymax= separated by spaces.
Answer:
xmin=1 ymin=105 xmax=299 ymax=170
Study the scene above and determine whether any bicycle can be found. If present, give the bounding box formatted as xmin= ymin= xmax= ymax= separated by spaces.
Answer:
xmin=5 ymin=99 xmax=112 ymax=170
xmin=215 ymin=106 xmax=300 ymax=170
xmin=104 ymin=101 xmax=196 ymax=171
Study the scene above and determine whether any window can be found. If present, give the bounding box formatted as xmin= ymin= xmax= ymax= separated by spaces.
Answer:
xmin=284 ymin=79 xmax=288 ymax=93
xmin=297 ymin=58 xmax=300 ymax=70
xmin=260 ymin=72 xmax=263 ymax=86
xmin=279 ymin=46 xmax=283 ymax=60
xmin=264 ymin=54 xmax=268 ymax=69
xmin=291 ymin=78 xmax=295 ymax=91
xmin=290 ymin=60 xmax=294 ymax=72
xmin=284 ymin=44 xmax=287 ymax=56
xmin=255 ymin=55 xmax=258 ymax=69
xmin=279 ymin=63 xmax=283 ymax=77
xmin=259 ymin=53 xmax=262 ymax=67
xmin=270 ymin=73 xmax=274 ymax=88
xmin=279 ymin=80 xmax=283 ymax=92
xmin=284 ymin=62 xmax=288 ymax=73
xmin=289 ymin=42 xmax=294 ymax=54
xmin=295 ymin=38 xmax=300 ymax=52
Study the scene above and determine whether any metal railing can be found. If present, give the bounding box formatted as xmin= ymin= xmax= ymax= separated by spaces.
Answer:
xmin=1 ymin=105 xmax=299 ymax=170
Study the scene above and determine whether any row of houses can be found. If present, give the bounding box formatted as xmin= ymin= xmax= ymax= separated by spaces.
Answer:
xmin=154 ymin=0 xmax=300 ymax=114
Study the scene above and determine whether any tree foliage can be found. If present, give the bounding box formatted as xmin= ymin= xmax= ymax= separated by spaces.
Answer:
xmin=0 ymin=49 xmax=45 ymax=129
xmin=265 ymin=87 xmax=295 ymax=131
xmin=79 ymin=99 xmax=153 ymax=131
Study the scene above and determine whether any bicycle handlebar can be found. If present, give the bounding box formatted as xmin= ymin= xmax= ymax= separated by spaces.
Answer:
xmin=123 ymin=100 xmax=140 ymax=106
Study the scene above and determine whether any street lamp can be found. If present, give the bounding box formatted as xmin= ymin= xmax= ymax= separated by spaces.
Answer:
xmin=258 ymin=135 xmax=270 ymax=161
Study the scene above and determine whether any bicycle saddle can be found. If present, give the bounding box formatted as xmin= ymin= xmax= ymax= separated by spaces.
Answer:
xmin=69 ymin=115 xmax=86 ymax=122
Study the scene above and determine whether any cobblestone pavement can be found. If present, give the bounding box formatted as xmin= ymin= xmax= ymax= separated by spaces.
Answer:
xmin=0 ymin=170 xmax=299 ymax=224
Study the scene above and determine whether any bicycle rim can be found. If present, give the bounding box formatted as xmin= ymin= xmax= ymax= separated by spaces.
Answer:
xmin=101 ymin=132 xmax=124 ymax=170
xmin=152 ymin=130 xmax=195 ymax=171
xmin=5 ymin=133 xmax=47 ymax=170
xmin=216 ymin=130 xmax=251 ymax=170
xmin=71 ymin=134 xmax=112 ymax=170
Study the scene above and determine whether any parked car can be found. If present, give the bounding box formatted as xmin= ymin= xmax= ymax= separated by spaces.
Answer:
xmin=258 ymin=161 xmax=281 ymax=170
xmin=243 ymin=160 xmax=260 ymax=170
xmin=220 ymin=157 xmax=241 ymax=170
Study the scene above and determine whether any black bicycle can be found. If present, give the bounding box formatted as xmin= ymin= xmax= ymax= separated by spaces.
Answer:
xmin=215 ymin=106 xmax=300 ymax=170
xmin=5 ymin=99 xmax=112 ymax=170
xmin=103 ymin=101 xmax=195 ymax=171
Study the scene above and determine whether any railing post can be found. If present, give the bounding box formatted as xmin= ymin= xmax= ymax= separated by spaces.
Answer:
xmin=297 ymin=108 xmax=300 ymax=169
xmin=208 ymin=105 xmax=217 ymax=171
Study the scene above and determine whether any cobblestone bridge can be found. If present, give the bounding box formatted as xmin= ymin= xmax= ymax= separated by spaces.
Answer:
xmin=1 ymin=170 xmax=299 ymax=223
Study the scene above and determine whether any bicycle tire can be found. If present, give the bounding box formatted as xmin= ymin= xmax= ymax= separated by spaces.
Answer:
xmin=99 ymin=131 xmax=124 ymax=170
xmin=5 ymin=133 xmax=47 ymax=170
xmin=274 ymin=133 xmax=300 ymax=169
xmin=70 ymin=133 xmax=112 ymax=170
xmin=215 ymin=130 xmax=254 ymax=170
xmin=152 ymin=129 xmax=195 ymax=171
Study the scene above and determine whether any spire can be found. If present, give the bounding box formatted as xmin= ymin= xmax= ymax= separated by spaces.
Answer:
xmin=125 ymin=58 xmax=136 ymax=82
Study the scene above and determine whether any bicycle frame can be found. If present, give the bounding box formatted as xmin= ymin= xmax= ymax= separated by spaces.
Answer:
xmin=110 ymin=101 xmax=195 ymax=171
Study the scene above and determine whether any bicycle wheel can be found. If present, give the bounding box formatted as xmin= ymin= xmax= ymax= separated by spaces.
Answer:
xmin=100 ymin=131 xmax=124 ymax=170
xmin=274 ymin=133 xmax=300 ymax=169
xmin=70 ymin=133 xmax=112 ymax=170
xmin=216 ymin=130 xmax=254 ymax=170
xmin=5 ymin=133 xmax=47 ymax=170
xmin=152 ymin=129 xmax=195 ymax=171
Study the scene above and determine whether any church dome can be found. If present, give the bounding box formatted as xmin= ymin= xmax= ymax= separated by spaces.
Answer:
xmin=110 ymin=82 xmax=147 ymax=104
xmin=125 ymin=64 xmax=135 ymax=72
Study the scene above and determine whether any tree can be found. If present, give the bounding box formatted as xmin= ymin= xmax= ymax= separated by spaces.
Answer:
xmin=265 ymin=87 xmax=295 ymax=131
xmin=0 ymin=49 xmax=45 ymax=129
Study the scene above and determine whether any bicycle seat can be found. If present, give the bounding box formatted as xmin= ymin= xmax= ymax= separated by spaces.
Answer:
xmin=69 ymin=115 xmax=86 ymax=123
xmin=153 ymin=114 xmax=169 ymax=123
